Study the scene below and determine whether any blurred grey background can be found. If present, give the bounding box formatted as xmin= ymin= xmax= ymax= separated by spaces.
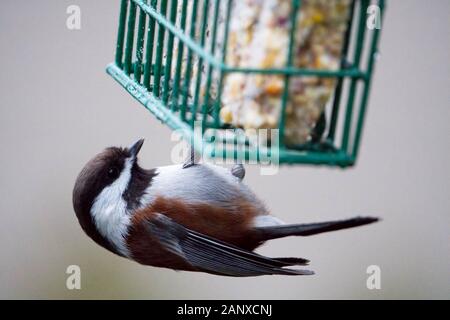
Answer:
xmin=0 ymin=0 xmax=449 ymax=299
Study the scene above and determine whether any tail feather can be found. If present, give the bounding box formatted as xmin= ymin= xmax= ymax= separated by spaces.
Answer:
xmin=256 ymin=216 xmax=379 ymax=241
xmin=273 ymin=257 xmax=310 ymax=266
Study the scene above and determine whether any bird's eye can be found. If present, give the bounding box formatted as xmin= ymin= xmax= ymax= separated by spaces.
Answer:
xmin=107 ymin=167 xmax=119 ymax=179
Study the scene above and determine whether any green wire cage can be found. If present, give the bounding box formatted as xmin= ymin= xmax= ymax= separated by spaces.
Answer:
xmin=107 ymin=0 xmax=385 ymax=167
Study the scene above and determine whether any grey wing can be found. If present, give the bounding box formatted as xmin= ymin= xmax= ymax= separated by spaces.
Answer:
xmin=145 ymin=213 xmax=313 ymax=277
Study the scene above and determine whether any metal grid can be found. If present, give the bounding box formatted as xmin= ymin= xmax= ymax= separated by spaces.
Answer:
xmin=107 ymin=0 xmax=385 ymax=166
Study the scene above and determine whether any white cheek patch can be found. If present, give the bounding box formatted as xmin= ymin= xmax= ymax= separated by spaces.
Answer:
xmin=91 ymin=157 xmax=134 ymax=257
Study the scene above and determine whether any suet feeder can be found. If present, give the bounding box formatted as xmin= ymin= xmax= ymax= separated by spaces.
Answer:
xmin=107 ymin=0 xmax=385 ymax=167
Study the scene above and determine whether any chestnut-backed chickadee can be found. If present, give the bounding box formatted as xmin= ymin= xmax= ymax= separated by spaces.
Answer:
xmin=73 ymin=139 xmax=378 ymax=277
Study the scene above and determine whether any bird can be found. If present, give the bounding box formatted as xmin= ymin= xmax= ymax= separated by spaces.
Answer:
xmin=73 ymin=139 xmax=378 ymax=277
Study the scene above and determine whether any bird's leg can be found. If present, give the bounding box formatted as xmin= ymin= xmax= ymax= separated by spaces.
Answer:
xmin=182 ymin=144 xmax=199 ymax=169
xmin=231 ymin=163 xmax=245 ymax=181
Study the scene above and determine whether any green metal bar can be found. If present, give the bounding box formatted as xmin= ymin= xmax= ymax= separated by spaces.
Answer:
xmin=352 ymin=0 xmax=385 ymax=159
xmin=180 ymin=0 xmax=200 ymax=122
xmin=134 ymin=2 xmax=147 ymax=82
xmin=132 ymin=0 xmax=224 ymax=71
xmin=152 ymin=0 xmax=168 ymax=97
xmin=341 ymin=0 xmax=368 ymax=152
xmin=213 ymin=0 xmax=232 ymax=128
xmin=278 ymin=149 xmax=352 ymax=166
xmin=327 ymin=0 xmax=356 ymax=141
xmin=115 ymin=0 xmax=129 ymax=68
xmin=278 ymin=0 xmax=301 ymax=147
xmin=124 ymin=1 xmax=137 ymax=75
xmin=190 ymin=0 xmax=210 ymax=128
xmin=201 ymin=0 xmax=221 ymax=130
xmin=224 ymin=66 xmax=365 ymax=78
xmin=143 ymin=0 xmax=158 ymax=90
xmin=170 ymin=0 xmax=188 ymax=112
xmin=162 ymin=0 xmax=179 ymax=104
xmin=209 ymin=146 xmax=352 ymax=167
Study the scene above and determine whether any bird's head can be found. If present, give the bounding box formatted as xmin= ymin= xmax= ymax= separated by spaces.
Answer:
xmin=72 ymin=139 xmax=145 ymax=254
